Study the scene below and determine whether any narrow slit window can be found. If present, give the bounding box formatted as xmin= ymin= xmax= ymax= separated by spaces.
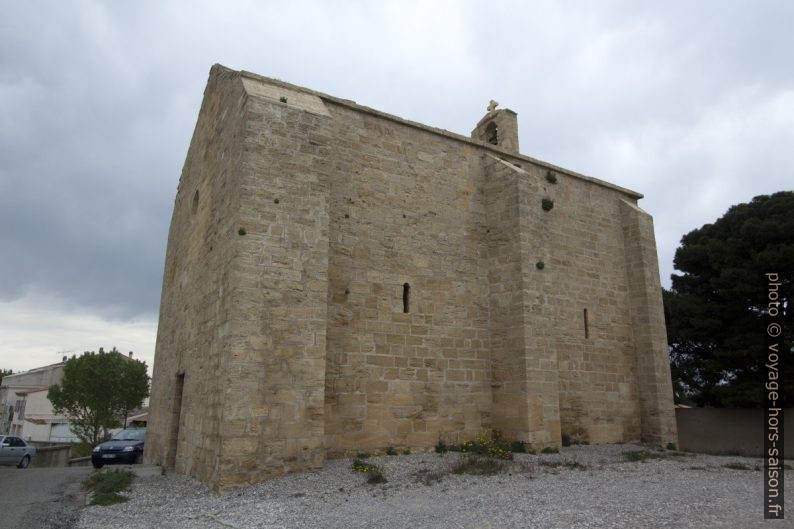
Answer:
xmin=403 ymin=283 xmax=410 ymax=313
xmin=583 ymin=309 xmax=589 ymax=339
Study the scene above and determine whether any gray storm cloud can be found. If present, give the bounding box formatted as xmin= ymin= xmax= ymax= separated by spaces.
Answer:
xmin=0 ymin=1 xmax=791 ymax=369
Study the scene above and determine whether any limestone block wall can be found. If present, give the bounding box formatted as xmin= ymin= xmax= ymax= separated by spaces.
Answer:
xmin=146 ymin=65 xmax=248 ymax=485
xmin=323 ymin=102 xmax=492 ymax=454
xmin=484 ymin=155 xmax=560 ymax=446
xmin=148 ymin=64 xmax=678 ymax=491
xmin=214 ymin=79 xmax=334 ymax=488
xmin=541 ymin=172 xmax=645 ymax=443
xmin=620 ymin=200 xmax=678 ymax=445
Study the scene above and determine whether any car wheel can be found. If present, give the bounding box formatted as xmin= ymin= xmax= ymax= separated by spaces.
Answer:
xmin=92 ymin=462 xmax=104 ymax=469
xmin=17 ymin=455 xmax=30 ymax=469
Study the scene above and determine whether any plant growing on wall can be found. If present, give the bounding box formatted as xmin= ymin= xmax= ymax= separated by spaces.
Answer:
xmin=541 ymin=198 xmax=554 ymax=211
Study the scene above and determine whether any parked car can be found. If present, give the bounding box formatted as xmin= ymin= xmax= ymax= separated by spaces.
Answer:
xmin=91 ymin=428 xmax=146 ymax=469
xmin=0 ymin=435 xmax=36 ymax=468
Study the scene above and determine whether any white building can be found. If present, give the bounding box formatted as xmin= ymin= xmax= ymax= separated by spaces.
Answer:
xmin=0 ymin=359 xmax=78 ymax=442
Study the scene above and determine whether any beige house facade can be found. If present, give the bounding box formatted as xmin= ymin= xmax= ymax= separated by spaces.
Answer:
xmin=0 ymin=361 xmax=79 ymax=443
xmin=147 ymin=65 xmax=677 ymax=491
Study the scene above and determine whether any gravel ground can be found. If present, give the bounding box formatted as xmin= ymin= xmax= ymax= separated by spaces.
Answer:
xmin=77 ymin=444 xmax=793 ymax=529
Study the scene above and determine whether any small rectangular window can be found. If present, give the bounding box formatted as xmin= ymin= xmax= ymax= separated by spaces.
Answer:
xmin=583 ymin=309 xmax=589 ymax=339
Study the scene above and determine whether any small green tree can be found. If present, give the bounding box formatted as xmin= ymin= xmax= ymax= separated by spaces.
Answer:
xmin=48 ymin=348 xmax=149 ymax=445
xmin=0 ymin=368 xmax=12 ymax=386
xmin=116 ymin=357 xmax=150 ymax=427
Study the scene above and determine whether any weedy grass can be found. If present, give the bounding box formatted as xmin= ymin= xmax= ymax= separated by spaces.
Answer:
xmin=414 ymin=468 xmax=445 ymax=486
xmin=539 ymin=460 xmax=587 ymax=471
xmin=451 ymin=453 xmax=506 ymax=476
xmin=351 ymin=458 xmax=386 ymax=485
xmin=447 ymin=432 xmax=515 ymax=460
xmin=623 ymin=448 xmax=694 ymax=463
xmin=623 ymin=450 xmax=661 ymax=462
xmin=83 ymin=470 xmax=135 ymax=506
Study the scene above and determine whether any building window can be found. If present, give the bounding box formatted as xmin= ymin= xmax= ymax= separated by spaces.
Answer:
xmin=14 ymin=399 xmax=26 ymax=420
xmin=403 ymin=283 xmax=410 ymax=313
xmin=583 ymin=308 xmax=589 ymax=339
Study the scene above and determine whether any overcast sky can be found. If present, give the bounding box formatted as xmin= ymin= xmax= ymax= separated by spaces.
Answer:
xmin=1 ymin=1 xmax=792 ymax=374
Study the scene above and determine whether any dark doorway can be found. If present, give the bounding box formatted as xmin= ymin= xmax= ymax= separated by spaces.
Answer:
xmin=166 ymin=373 xmax=185 ymax=468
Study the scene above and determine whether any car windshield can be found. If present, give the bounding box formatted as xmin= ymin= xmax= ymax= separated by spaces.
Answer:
xmin=111 ymin=429 xmax=146 ymax=441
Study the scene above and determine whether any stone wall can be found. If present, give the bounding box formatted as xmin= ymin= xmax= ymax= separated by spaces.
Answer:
xmin=147 ymin=65 xmax=677 ymax=491
xmin=30 ymin=444 xmax=71 ymax=467
xmin=677 ymin=408 xmax=792 ymax=458
xmin=546 ymin=178 xmax=646 ymax=444
xmin=323 ymin=103 xmax=492 ymax=454
xmin=218 ymin=78 xmax=333 ymax=487
xmin=146 ymin=65 xmax=248 ymax=486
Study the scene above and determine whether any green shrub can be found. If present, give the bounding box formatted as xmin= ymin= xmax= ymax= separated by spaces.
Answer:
xmin=666 ymin=442 xmax=677 ymax=450
xmin=351 ymin=458 xmax=387 ymax=484
xmin=541 ymin=198 xmax=554 ymax=211
xmin=367 ymin=471 xmax=387 ymax=484
xmin=70 ymin=442 xmax=93 ymax=459
xmin=510 ymin=440 xmax=527 ymax=453
xmin=545 ymin=171 xmax=558 ymax=184
xmin=455 ymin=432 xmax=513 ymax=460
xmin=541 ymin=446 xmax=559 ymax=454
xmin=386 ymin=446 xmax=398 ymax=456
xmin=535 ymin=261 xmax=545 ymax=270
xmin=355 ymin=452 xmax=371 ymax=459
xmin=402 ymin=448 xmax=411 ymax=455
xmin=435 ymin=440 xmax=448 ymax=454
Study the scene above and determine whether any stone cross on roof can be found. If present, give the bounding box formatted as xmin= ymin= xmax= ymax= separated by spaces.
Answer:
xmin=487 ymin=99 xmax=499 ymax=112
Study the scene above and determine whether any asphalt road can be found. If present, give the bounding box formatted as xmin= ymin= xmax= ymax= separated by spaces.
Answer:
xmin=0 ymin=466 xmax=91 ymax=529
